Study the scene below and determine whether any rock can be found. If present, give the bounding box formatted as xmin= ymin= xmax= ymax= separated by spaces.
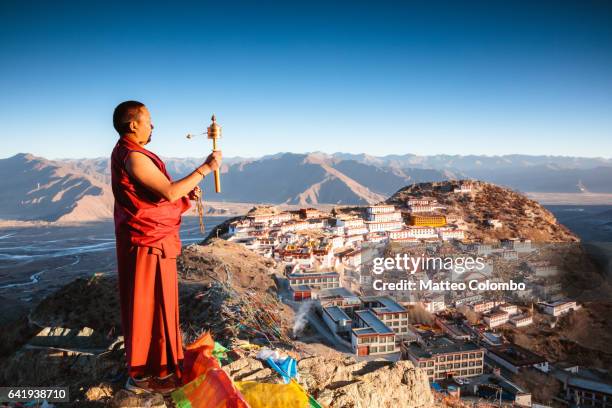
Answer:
xmin=222 ymin=357 xmax=281 ymax=383
xmin=223 ymin=355 xmax=436 ymax=408
xmin=0 ymin=238 xmax=438 ymax=407
xmin=29 ymin=274 xmax=122 ymax=334
xmin=299 ymin=357 xmax=435 ymax=408
xmin=85 ymin=382 xmax=113 ymax=401
xmin=29 ymin=326 xmax=113 ymax=350
xmin=0 ymin=334 xmax=125 ymax=402
xmin=109 ymin=389 xmax=166 ymax=408
xmin=178 ymin=239 xmax=283 ymax=292
xmin=0 ymin=296 xmax=39 ymax=357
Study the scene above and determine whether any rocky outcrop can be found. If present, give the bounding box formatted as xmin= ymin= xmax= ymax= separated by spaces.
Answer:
xmin=223 ymin=356 xmax=436 ymax=408
xmin=0 ymin=239 xmax=437 ymax=407
xmin=178 ymin=239 xmax=282 ymax=292
xmin=387 ymin=180 xmax=579 ymax=242
xmin=299 ymin=357 xmax=435 ymax=408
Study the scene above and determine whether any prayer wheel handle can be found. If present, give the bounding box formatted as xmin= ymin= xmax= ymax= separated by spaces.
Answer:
xmin=207 ymin=115 xmax=222 ymax=193
xmin=186 ymin=114 xmax=222 ymax=193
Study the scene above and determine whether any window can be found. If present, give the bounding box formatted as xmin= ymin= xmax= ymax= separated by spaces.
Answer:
xmin=370 ymin=346 xmax=377 ymax=353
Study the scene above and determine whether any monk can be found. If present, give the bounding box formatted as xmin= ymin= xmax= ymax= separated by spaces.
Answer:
xmin=110 ymin=100 xmax=222 ymax=394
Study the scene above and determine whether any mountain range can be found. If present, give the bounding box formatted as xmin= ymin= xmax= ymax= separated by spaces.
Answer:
xmin=1 ymin=152 xmax=611 ymax=222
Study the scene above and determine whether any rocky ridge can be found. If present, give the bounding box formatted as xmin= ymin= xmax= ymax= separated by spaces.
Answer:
xmin=387 ymin=180 xmax=579 ymax=242
xmin=0 ymin=239 xmax=437 ymax=407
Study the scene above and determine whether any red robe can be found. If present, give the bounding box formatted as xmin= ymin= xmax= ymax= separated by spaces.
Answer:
xmin=111 ymin=137 xmax=191 ymax=379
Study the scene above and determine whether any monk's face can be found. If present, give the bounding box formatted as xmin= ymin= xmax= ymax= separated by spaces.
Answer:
xmin=132 ymin=107 xmax=154 ymax=145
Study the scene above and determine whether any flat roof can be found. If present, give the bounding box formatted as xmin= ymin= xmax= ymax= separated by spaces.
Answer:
xmin=552 ymin=369 xmax=612 ymax=394
xmin=360 ymin=296 xmax=407 ymax=313
xmin=468 ymin=374 xmax=527 ymax=395
xmin=538 ymin=299 xmax=574 ymax=307
xmin=354 ymin=310 xmax=394 ymax=335
xmin=318 ymin=287 xmax=357 ymax=299
xmin=334 ymin=248 xmax=354 ymax=257
xmin=292 ymin=285 xmax=312 ymax=292
xmin=422 ymin=294 xmax=445 ymax=302
xmin=488 ymin=343 xmax=546 ymax=366
xmin=408 ymin=337 xmax=482 ymax=359
xmin=483 ymin=310 xmax=508 ymax=318
xmin=567 ymin=377 xmax=612 ymax=394
xmin=324 ymin=306 xmax=352 ymax=323
xmin=498 ymin=303 xmax=515 ymax=308
xmin=288 ymin=272 xmax=339 ymax=279
xmin=352 ymin=327 xmax=377 ymax=336
xmin=438 ymin=320 xmax=471 ymax=338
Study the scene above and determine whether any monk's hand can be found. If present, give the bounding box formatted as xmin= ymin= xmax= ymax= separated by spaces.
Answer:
xmin=203 ymin=150 xmax=223 ymax=173
xmin=188 ymin=185 xmax=202 ymax=201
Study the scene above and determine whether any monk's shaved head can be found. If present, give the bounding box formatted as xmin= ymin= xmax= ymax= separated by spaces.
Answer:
xmin=113 ymin=100 xmax=146 ymax=135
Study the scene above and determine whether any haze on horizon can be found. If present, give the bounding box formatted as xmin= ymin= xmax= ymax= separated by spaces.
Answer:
xmin=1 ymin=1 xmax=611 ymax=160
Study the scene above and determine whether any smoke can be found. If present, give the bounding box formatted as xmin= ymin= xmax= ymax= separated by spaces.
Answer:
xmin=408 ymin=304 xmax=434 ymax=324
xmin=292 ymin=301 xmax=314 ymax=337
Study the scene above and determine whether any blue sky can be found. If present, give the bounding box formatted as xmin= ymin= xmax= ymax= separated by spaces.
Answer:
xmin=1 ymin=0 xmax=611 ymax=159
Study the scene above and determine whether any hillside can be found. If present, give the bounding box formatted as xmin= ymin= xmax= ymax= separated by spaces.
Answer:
xmin=387 ymin=180 xmax=579 ymax=242
xmin=0 ymin=153 xmax=113 ymax=222
xmin=0 ymin=239 xmax=436 ymax=407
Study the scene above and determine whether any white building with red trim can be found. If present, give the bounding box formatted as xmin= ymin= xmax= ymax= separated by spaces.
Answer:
xmin=365 ymin=220 xmax=404 ymax=233
xmin=510 ymin=314 xmax=533 ymax=328
xmin=437 ymin=227 xmax=465 ymax=241
xmin=389 ymin=226 xmax=437 ymax=240
xmin=483 ymin=310 xmax=510 ymax=328
xmin=247 ymin=212 xmax=293 ymax=225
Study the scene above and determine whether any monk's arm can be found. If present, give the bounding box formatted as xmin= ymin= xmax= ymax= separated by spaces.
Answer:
xmin=125 ymin=152 xmax=213 ymax=203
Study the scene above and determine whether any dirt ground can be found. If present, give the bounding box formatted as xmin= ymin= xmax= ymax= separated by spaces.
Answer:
xmin=502 ymin=302 xmax=612 ymax=369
